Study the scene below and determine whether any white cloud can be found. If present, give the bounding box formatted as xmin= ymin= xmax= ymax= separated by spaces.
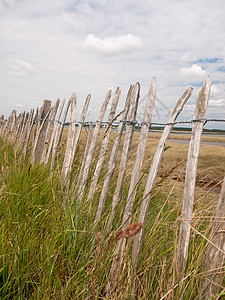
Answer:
xmin=0 ymin=0 xmax=15 ymax=12
xmin=180 ymin=64 xmax=206 ymax=78
xmin=209 ymin=99 xmax=225 ymax=107
xmin=181 ymin=52 xmax=197 ymax=63
xmin=7 ymin=58 xmax=36 ymax=77
xmin=82 ymin=33 xmax=143 ymax=55
xmin=185 ymin=104 xmax=196 ymax=111
xmin=0 ymin=0 xmax=224 ymax=128
xmin=210 ymin=85 xmax=224 ymax=98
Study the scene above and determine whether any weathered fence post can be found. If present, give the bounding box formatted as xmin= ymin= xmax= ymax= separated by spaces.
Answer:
xmin=107 ymin=78 xmax=156 ymax=291
xmin=94 ymin=85 xmax=132 ymax=224
xmin=40 ymin=99 xmax=60 ymax=163
xmin=44 ymin=99 xmax=65 ymax=166
xmin=76 ymin=90 xmax=111 ymax=196
xmin=107 ymin=82 xmax=140 ymax=229
xmin=131 ymin=86 xmax=193 ymax=296
xmin=75 ymin=122 xmax=93 ymax=192
xmin=61 ymin=94 xmax=91 ymax=182
xmin=8 ymin=110 xmax=17 ymax=143
xmin=87 ymin=87 xmax=121 ymax=201
xmin=31 ymin=99 xmax=52 ymax=164
xmin=14 ymin=112 xmax=25 ymax=143
xmin=61 ymin=94 xmax=77 ymax=179
xmin=50 ymin=99 xmax=71 ymax=169
xmin=177 ymin=76 xmax=211 ymax=278
xmin=23 ymin=109 xmax=35 ymax=157
xmin=201 ymin=175 xmax=225 ymax=298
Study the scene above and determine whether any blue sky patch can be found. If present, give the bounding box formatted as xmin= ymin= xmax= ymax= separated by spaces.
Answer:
xmin=196 ymin=58 xmax=223 ymax=64
xmin=217 ymin=66 xmax=225 ymax=73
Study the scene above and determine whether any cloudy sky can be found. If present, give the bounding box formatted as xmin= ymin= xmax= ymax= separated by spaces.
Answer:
xmin=0 ymin=0 xmax=225 ymax=128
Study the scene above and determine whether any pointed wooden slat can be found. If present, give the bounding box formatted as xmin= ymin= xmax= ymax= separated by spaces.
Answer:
xmin=107 ymin=82 xmax=140 ymax=230
xmin=45 ymin=99 xmax=65 ymax=166
xmin=31 ymin=100 xmax=52 ymax=164
xmin=87 ymin=87 xmax=121 ymax=201
xmin=177 ymin=76 xmax=211 ymax=277
xmin=40 ymin=98 xmax=60 ymax=163
xmin=94 ymin=85 xmax=133 ymax=224
xmin=61 ymin=94 xmax=77 ymax=179
xmin=75 ymin=122 xmax=93 ymax=191
xmin=23 ymin=109 xmax=35 ymax=157
xmin=130 ymin=86 xmax=193 ymax=296
xmin=76 ymin=89 xmax=111 ymax=195
xmin=50 ymin=99 xmax=71 ymax=169
xmin=107 ymin=78 xmax=156 ymax=290
xmin=201 ymin=175 xmax=225 ymax=299
xmin=62 ymin=94 xmax=91 ymax=181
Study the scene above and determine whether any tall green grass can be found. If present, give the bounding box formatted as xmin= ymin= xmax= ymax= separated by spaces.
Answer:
xmin=0 ymin=138 xmax=223 ymax=299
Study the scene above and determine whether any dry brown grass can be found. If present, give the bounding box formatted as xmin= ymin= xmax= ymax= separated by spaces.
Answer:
xmin=60 ymin=127 xmax=225 ymax=196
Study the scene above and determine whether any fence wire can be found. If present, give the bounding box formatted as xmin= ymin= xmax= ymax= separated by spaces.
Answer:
xmin=2 ymin=117 xmax=225 ymax=129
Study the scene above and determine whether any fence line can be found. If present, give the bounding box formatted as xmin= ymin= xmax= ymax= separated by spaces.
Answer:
xmin=0 ymin=76 xmax=224 ymax=298
xmin=2 ymin=117 xmax=225 ymax=127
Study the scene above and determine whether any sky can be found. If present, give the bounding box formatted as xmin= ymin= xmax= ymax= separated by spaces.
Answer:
xmin=0 ymin=0 xmax=225 ymax=128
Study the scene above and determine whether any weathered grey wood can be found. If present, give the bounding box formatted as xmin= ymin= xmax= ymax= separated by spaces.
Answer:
xmin=76 ymin=90 xmax=111 ymax=195
xmin=20 ymin=111 xmax=30 ymax=142
xmin=15 ymin=111 xmax=29 ymax=150
xmin=75 ymin=122 xmax=93 ymax=191
xmin=3 ymin=112 xmax=14 ymax=142
xmin=45 ymin=99 xmax=65 ymax=166
xmin=0 ymin=115 xmax=5 ymax=135
xmin=31 ymin=100 xmax=52 ymax=164
xmin=87 ymin=87 xmax=121 ymax=201
xmin=107 ymin=82 xmax=140 ymax=229
xmin=201 ymin=175 xmax=225 ymax=299
xmin=177 ymin=76 xmax=211 ymax=277
xmin=19 ymin=112 xmax=29 ymax=141
xmin=94 ymin=85 xmax=133 ymax=224
xmin=107 ymin=78 xmax=156 ymax=289
xmin=23 ymin=109 xmax=35 ymax=157
xmin=31 ymin=107 xmax=39 ymax=146
xmin=61 ymin=94 xmax=77 ymax=179
xmin=50 ymin=99 xmax=71 ymax=169
xmin=62 ymin=94 xmax=91 ymax=181
xmin=130 ymin=87 xmax=193 ymax=295
xmin=8 ymin=110 xmax=17 ymax=142
xmin=40 ymin=99 xmax=60 ymax=163
xmin=14 ymin=112 xmax=25 ymax=143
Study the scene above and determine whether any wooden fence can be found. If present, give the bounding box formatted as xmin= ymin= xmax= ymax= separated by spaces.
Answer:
xmin=0 ymin=75 xmax=224 ymax=298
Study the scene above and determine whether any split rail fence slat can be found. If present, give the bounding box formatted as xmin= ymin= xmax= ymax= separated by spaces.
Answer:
xmin=0 ymin=75 xmax=225 ymax=299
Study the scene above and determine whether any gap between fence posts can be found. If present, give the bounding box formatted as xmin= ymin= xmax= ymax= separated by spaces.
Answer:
xmin=94 ymin=85 xmax=133 ymax=224
xmin=177 ymin=75 xmax=212 ymax=283
xmin=107 ymin=77 xmax=156 ymax=292
xmin=130 ymin=86 xmax=193 ymax=298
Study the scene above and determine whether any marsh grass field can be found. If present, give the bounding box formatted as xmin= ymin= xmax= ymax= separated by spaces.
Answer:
xmin=0 ymin=129 xmax=225 ymax=299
